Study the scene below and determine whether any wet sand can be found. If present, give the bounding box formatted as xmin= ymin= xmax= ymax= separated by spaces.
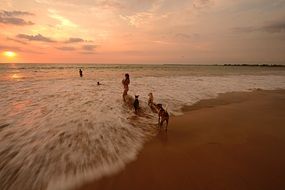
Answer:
xmin=78 ymin=90 xmax=285 ymax=190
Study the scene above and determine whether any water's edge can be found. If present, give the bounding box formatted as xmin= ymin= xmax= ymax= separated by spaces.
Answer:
xmin=49 ymin=88 xmax=285 ymax=190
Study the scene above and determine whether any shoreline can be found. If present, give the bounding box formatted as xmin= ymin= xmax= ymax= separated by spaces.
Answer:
xmin=72 ymin=90 xmax=285 ymax=190
xmin=76 ymin=89 xmax=285 ymax=190
xmin=1 ymin=63 xmax=284 ymax=67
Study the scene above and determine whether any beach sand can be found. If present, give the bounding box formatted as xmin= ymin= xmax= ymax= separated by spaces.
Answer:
xmin=78 ymin=90 xmax=285 ymax=190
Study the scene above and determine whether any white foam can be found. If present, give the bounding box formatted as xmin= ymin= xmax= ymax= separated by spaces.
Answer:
xmin=0 ymin=69 xmax=285 ymax=190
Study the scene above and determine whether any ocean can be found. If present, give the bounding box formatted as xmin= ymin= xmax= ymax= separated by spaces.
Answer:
xmin=0 ymin=64 xmax=285 ymax=190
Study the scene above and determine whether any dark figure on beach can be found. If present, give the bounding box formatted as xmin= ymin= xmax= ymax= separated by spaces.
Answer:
xmin=133 ymin=95 xmax=139 ymax=113
xmin=122 ymin=73 xmax=130 ymax=101
xmin=79 ymin=69 xmax=83 ymax=77
xmin=97 ymin=82 xmax=101 ymax=85
xmin=157 ymin=104 xmax=169 ymax=132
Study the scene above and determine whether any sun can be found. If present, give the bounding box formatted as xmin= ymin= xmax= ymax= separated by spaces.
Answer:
xmin=3 ymin=51 xmax=17 ymax=58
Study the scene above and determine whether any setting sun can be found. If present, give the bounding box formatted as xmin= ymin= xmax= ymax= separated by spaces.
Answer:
xmin=3 ymin=51 xmax=17 ymax=58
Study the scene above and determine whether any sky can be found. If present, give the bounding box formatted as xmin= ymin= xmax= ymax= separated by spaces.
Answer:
xmin=0 ymin=0 xmax=285 ymax=64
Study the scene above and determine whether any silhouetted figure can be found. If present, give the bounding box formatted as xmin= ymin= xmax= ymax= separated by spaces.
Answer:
xmin=133 ymin=95 xmax=139 ymax=113
xmin=148 ymin=92 xmax=154 ymax=106
xmin=79 ymin=69 xmax=83 ymax=77
xmin=122 ymin=73 xmax=130 ymax=101
xmin=97 ymin=81 xmax=101 ymax=85
xmin=157 ymin=104 xmax=169 ymax=132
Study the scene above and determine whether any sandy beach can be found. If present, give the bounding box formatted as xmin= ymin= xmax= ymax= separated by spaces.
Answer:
xmin=78 ymin=90 xmax=285 ymax=190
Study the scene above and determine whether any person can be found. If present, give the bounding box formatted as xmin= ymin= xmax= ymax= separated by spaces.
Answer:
xmin=122 ymin=73 xmax=130 ymax=101
xmin=148 ymin=92 xmax=154 ymax=106
xmin=97 ymin=81 xmax=101 ymax=85
xmin=79 ymin=69 xmax=83 ymax=77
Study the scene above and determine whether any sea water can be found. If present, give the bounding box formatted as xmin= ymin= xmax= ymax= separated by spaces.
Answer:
xmin=0 ymin=64 xmax=285 ymax=190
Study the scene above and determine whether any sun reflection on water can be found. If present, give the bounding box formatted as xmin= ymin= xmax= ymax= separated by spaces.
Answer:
xmin=10 ymin=73 xmax=23 ymax=81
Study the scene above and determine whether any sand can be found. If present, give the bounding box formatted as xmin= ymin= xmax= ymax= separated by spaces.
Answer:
xmin=77 ymin=90 xmax=285 ymax=190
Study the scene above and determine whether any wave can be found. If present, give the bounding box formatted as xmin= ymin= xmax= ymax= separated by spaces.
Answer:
xmin=0 ymin=74 xmax=285 ymax=190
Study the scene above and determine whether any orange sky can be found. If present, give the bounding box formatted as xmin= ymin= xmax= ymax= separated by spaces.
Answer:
xmin=1 ymin=0 xmax=285 ymax=64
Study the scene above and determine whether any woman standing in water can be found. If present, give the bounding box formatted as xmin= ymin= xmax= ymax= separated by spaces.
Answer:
xmin=122 ymin=73 xmax=130 ymax=101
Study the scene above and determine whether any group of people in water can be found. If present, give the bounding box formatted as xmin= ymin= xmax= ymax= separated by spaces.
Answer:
xmin=79 ymin=69 xmax=169 ymax=131
xmin=122 ymin=73 xmax=169 ymax=131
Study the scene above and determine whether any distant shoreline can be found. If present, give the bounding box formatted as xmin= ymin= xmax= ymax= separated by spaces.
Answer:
xmin=0 ymin=63 xmax=284 ymax=67
xmin=165 ymin=64 xmax=285 ymax=67
xmin=222 ymin=64 xmax=285 ymax=67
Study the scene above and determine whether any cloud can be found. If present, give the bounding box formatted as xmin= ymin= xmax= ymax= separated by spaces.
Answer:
xmin=262 ymin=21 xmax=285 ymax=33
xmin=120 ymin=12 xmax=154 ymax=27
xmin=0 ymin=42 xmax=45 ymax=55
xmin=14 ymin=34 xmax=94 ymax=45
xmin=36 ymin=0 xmax=124 ymax=9
xmin=57 ymin=46 xmax=76 ymax=51
xmin=48 ymin=9 xmax=78 ymax=28
xmin=0 ymin=45 xmax=43 ymax=54
xmin=82 ymin=45 xmax=97 ymax=51
xmin=96 ymin=0 xmax=124 ymax=9
xmin=233 ymin=26 xmax=257 ymax=33
xmin=0 ymin=45 xmax=21 ymax=51
xmin=0 ymin=10 xmax=34 ymax=25
xmin=65 ymin=37 xmax=85 ymax=43
xmin=80 ymin=51 xmax=96 ymax=54
xmin=81 ymin=44 xmax=97 ymax=54
xmin=233 ymin=20 xmax=285 ymax=34
xmin=152 ymin=40 xmax=171 ymax=45
xmin=175 ymin=33 xmax=200 ymax=40
xmin=192 ymin=0 xmax=212 ymax=9
xmin=7 ymin=37 xmax=28 ymax=44
xmin=17 ymin=34 xmax=56 ymax=42
xmin=0 ymin=10 xmax=34 ymax=17
xmin=0 ymin=17 xmax=34 ymax=25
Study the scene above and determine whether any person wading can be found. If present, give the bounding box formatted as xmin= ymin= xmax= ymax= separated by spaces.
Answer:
xmin=122 ymin=73 xmax=130 ymax=101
